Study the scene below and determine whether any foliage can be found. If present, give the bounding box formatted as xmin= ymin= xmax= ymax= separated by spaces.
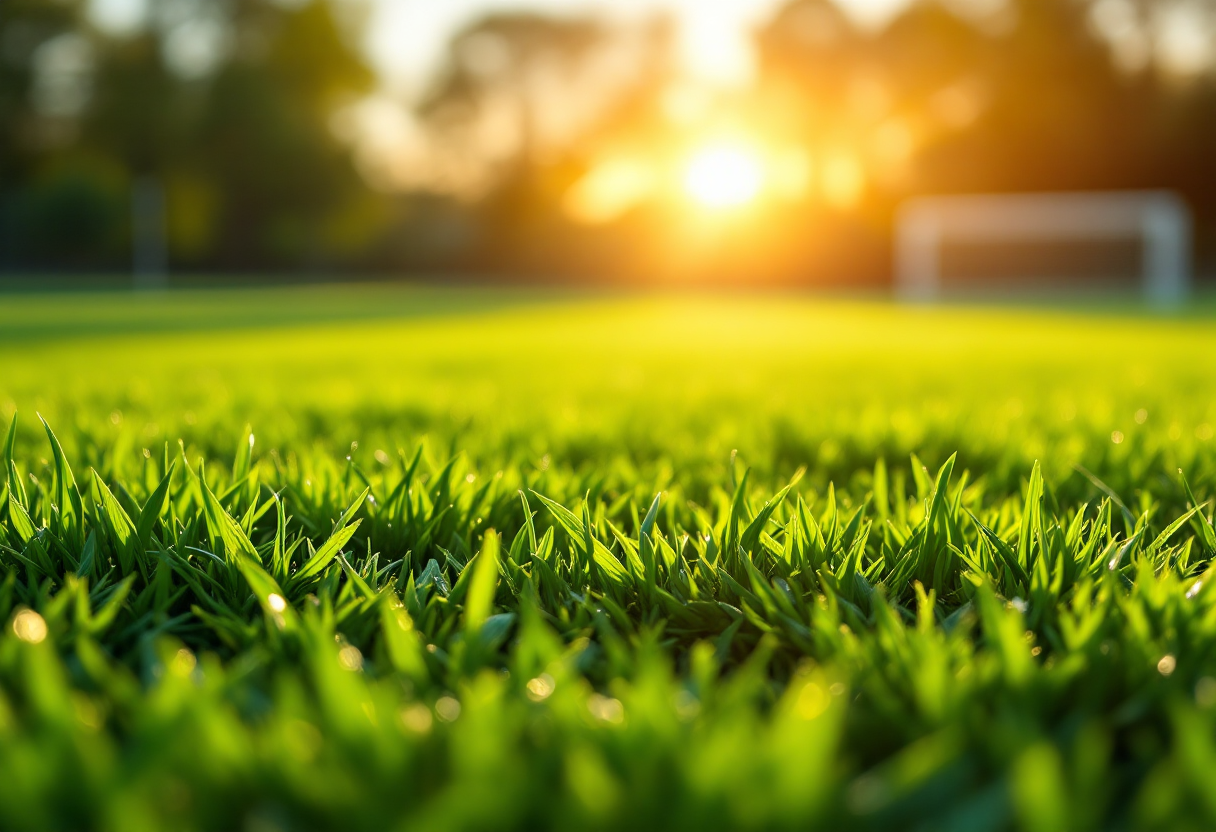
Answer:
xmin=4 ymin=0 xmax=1216 ymax=277
xmin=2 ymin=291 xmax=1216 ymax=830
xmin=0 ymin=0 xmax=376 ymax=270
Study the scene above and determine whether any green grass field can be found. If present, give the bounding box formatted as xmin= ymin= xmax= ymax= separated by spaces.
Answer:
xmin=3 ymin=286 xmax=1216 ymax=831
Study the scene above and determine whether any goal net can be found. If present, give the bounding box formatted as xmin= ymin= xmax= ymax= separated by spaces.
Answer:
xmin=895 ymin=191 xmax=1191 ymax=304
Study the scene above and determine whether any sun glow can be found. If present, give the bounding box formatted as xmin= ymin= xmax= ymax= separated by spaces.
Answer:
xmin=683 ymin=146 xmax=764 ymax=209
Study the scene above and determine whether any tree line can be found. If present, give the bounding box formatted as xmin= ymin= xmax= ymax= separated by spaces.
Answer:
xmin=1 ymin=0 xmax=1213 ymax=282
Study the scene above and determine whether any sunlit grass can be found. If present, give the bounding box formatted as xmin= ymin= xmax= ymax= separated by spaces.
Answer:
xmin=2 ymin=287 xmax=1216 ymax=831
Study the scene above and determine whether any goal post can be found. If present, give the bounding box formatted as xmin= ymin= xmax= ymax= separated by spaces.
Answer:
xmin=895 ymin=191 xmax=1192 ymax=305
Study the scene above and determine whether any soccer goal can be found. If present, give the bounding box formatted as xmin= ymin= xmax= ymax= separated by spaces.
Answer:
xmin=895 ymin=191 xmax=1191 ymax=304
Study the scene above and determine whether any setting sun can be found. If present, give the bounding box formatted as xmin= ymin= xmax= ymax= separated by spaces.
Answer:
xmin=683 ymin=146 xmax=764 ymax=209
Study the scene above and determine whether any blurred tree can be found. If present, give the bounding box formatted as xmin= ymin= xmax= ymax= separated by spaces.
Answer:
xmin=182 ymin=0 xmax=377 ymax=266
xmin=1 ymin=0 xmax=378 ymax=271
xmin=907 ymin=0 xmax=1153 ymax=192
xmin=0 ymin=0 xmax=104 ymax=267
xmin=415 ymin=13 xmax=677 ymax=277
xmin=3 ymin=0 xmax=1214 ymax=280
xmin=419 ymin=14 xmax=612 ymax=182
xmin=752 ymin=0 xmax=1216 ymax=273
xmin=0 ymin=0 xmax=82 ymax=180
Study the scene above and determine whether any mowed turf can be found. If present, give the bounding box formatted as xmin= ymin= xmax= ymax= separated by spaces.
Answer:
xmin=3 ymin=286 xmax=1216 ymax=831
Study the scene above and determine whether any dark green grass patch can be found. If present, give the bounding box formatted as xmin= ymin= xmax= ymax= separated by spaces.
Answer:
xmin=2 ymin=290 xmax=1216 ymax=831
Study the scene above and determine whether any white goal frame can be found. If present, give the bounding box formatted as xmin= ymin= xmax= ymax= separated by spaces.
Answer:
xmin=895 ymin=191 xmax=1191 ymax=305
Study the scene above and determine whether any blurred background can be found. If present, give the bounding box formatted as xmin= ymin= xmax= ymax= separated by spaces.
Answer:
xmin=1 ymin=0 xmax=1214 ymax=288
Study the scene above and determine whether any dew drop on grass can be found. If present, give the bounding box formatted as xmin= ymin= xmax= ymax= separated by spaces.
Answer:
xmin=796 ymin=681 xmax=829 ymax=720
xmin=400 ymin=704 xmax=432 ymax=734
xmin=170 ymin=649 xmax=197 ymax=677
xmin=587 ymin=694 xmax=623 ymax=724
xmin=338 ymin=645 xmax=363 ymax=671
xmin=526 ymin=674 xmax=555 ymax=702
xmin=435 ymin=696 xmax=461 ymax=722
xmin=11 ymin=609 xmax=47 ymax=644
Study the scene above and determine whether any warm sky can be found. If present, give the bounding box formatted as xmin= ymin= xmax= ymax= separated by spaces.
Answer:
xmin=365 ymin=0 xmax=911 ymax=92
